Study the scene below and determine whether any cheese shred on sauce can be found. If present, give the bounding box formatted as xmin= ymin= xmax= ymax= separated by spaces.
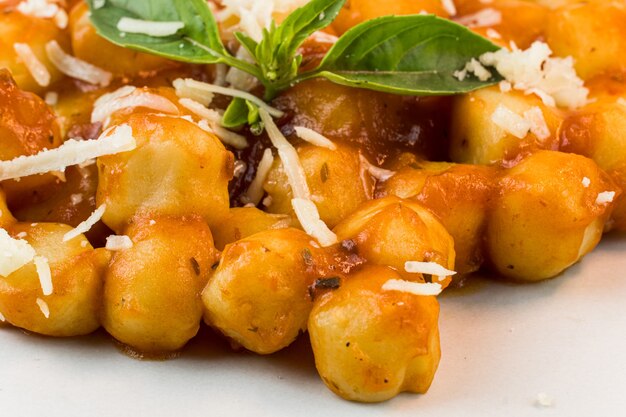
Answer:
xmin=0 ymin=124 xmax=136 ymax=181
xmin=63 ymin=204 xmax=106 ymax=242
xmin=382 ymin=279 xmax=443 ymax=297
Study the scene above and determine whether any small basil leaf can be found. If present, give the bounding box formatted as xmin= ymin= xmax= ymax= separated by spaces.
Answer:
xmin=256 ymin=0 xmax=346 ymax=96
xmin=312 ymin=15 xmax=501 ymax=95
xmin=222 ymin=98 xmax=249 ymax=129
xmin=234 ymin=32 xmax=259 ymax=59
xmin=86 ymin=0 xmax=229 ymax=64
xmin=245 ymin=100 xmax=260 ymax=126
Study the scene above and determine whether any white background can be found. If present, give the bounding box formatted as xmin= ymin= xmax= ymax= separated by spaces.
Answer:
xmin=2 ymin=234 xmax=625 ymax=417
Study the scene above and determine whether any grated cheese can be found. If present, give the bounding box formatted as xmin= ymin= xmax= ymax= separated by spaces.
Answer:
xmin=105 ymin=235 xmax=133 ymax=251
xmin=293 ymin=126 xmax=337 ymax=150
xmin=173 ymin=78 xmax=284 ymax=118
xmin=359 ymin=154 xmax=396 ymax=182
xmin=382 ymin=279 xmax=443 ymax=296
xmin=17 ymin=0 xmax=58 ymax=18
xmin=454 ymin=58 xmax=492 ymax=82
xmin=44 ymin=91 xmax=58 ymax=106
xmin=476 ymin=41 xmax=588 ymax=109
xmin=178 ymin=97 xmax=249 ymax=149
xmin=523 ymin=107 xmax=550 ymax=141
xmin=582 ymin=177 xmax=591 ymax=188
xmin=0 ymin=124 xmax=136 ymax=181
xmin=117 ymin=17 xmax=184 ymax=37
xmin=404 ymin=261 xmax=457 ymax=281
xmin=93 ymin=0 xmax=106 ymax=9
xmin=441 ymin=0 xmax=457 ymax=16
xmin=34 ymin=256 xmax=52 ymax=296
xmin=491 ymin=104 xmax=531 ymax=139
xmin=35 ymin=297 xmax=50 ymax=318
xmin=259 ymin=108 xmax=310 ymax=199
xmin=596 ymin=191 xmax=616 ymax=205
xmin=13 ymin=43 xmax=51 ymax=87
xmin=242 ymin=148 xmax=274 ymax=205
xmin=0 ymin=228 xmax=36 ymax=277
xmin=91 ymin=87 xmax=179 ymax=124
xmin=215 ymin=0 xmax=309 ymax=41
xmin=534 ymin=393 xmax=554 ymax=408
xmin=63 ymin=204 xmax=106 ymax=242
xmin=45 ymin=40 xmax=112 ymax=87
xmin=0 ymin=311 xmax=5 ymax=322
xmin=455 ymin=8 xmax=501 ymax=28
xmin=174 ymin=79 xmax=213 ymax=106
xmin=291 ymin=198 xmax=338 ymax=247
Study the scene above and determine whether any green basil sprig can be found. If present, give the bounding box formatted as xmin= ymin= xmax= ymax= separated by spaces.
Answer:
xmin=87 ymin=0 xmax=500 ymax=101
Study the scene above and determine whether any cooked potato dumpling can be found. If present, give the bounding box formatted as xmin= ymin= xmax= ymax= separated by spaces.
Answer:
xmin=202 ymin=228 xmax=331 ymax=354
xmin=381 ymin=160 xmax=498 ymax=275
xmin=102 ymin=216 xmax=218 ymax=354
xmin=309 ymin=265 xmax=441 ymax=402
xmin=486 ymin=151 xmax=618 ymax=281
xmin=210 ymin=207 xmax=293 ymax=251
xmin=545 ymin=0 xmax=626 ymax=80
xmin=0 ymin=222 xmax=109 ymax=336
xmin=334 ymin=197 xmax=456 ymax=286
xmin=264 ymin=143 xmax=372 ymax=227
xmin=0 ymin=8 xmax=69 ymax=93
xmin=449 ymin=86 xmax=562 ymax=165
xmin=97 ymin=113 xmax=234 ymax=233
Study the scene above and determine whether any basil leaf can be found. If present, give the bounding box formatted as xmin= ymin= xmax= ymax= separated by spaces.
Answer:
xmin=255 ymin=0 xmax=346 ymax=98
xmin=222 ymin=98 xmax=249 ymax=129
xmin=310 ymin=15 xmax=501 ymax=95
xmin=86 ymin=0 xmax=229 ymax=64
xmin=222 ymin=98 xmax=262 ymax=133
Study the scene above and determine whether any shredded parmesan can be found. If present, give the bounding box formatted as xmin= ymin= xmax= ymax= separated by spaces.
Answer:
xmin=34 ymin=256 xmax=52 ymax=296
xmin=293 ymin=127 xmax=337 ymax=150
xmin=215 ymin=0 xmax=309 ymax=41
xmin=0 ymin=124 xmax=136 ymax=181
xmin=259 ymin=108 xmax=310 ymax=199
xmin=105 ymin=235 xmax=133 ymax=251
xmin=404 ymin=261 xmax=457 ymax=281
xmin=523 ymin=107 xmax=550 ymax=141
xmin=174 ymin=79 xmax=213 ymax=106
xmin=382 ymin=279 xmax=443 ymax=296
xmin=173 ymin=78 xmax=284 ymax=118
xmin=91 ymin=88 xmax=179 ymax=124
xmin=582 ymin=177 xmax=591 ymax=188
xmin=93 ymin=0 xmax=106 ymax=9
xmin=455 ymin=8 xmax=501 ymax=28
xmin=0 ymin=229 xmax=36 ymax=277
xmin=359 ymin=154 xmax=396 ymax=182
xmin=17 ymin=0 xmax=58 ymax=18
xmin=491 ymin=104 xmax=531 ymax=139
xmin=63 ymin=204 xmax=106 ymax=242
xmin=291 ymin=198 xmax=337 ymax=247
xmin=441 ymin=0 xmax=457 ymax=16
xmin=596 ymin=191 xmax=616 ymax=205
xmin=45 ymin=40 xmax=112 ymax=87
xmin=534 ymin=393 xmax=554 ymax=408
xmin=476 ymin=41 xmax=589 ymax=109
xmin=454 ymin=58 xmax=492 ymax=82
xmin=0 ymin=311 xmax=5 ymax=322
xmin=242 ymin=148 xmax=274 ymax=205
xmin=177 ymin=98 xmax=249 ymax=149
xmin=36 ymin=297 xmax=50 ymax=318
xmin=117 ymin=17 xmax=184 ymax=37
xmin=44 ymin=91 xmax=58 ymax=106
xmin=13 ymin=43 xmax=51 ymax=87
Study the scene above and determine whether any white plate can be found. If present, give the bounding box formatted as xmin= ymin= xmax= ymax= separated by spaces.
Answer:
xmin=2 ymin=234 xmax=626 ymax=417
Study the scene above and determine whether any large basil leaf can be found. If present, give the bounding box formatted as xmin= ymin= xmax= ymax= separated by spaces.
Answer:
xmin=86 ymin=0 xmax=229 ymax=64
xmin=310 ymin=15 xmax=501 ymax=95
